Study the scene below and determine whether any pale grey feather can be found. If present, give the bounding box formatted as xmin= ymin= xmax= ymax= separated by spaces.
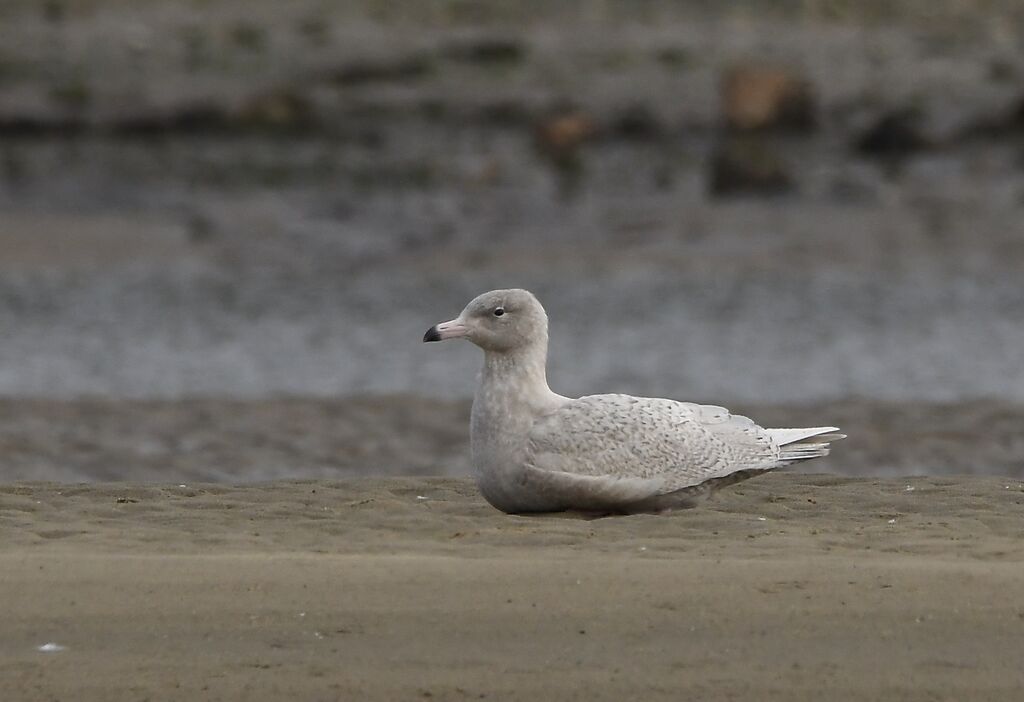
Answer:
xmin=525 ymin=394 xmax=785 ymax=494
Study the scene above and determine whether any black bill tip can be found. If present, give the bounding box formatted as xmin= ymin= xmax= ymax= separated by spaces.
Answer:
xmin=423 ymin=325 xmax=442 ymax=342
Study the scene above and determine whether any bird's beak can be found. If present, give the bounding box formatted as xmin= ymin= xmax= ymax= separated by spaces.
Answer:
xmin=423 ymin=318 xmax=469 ymax=342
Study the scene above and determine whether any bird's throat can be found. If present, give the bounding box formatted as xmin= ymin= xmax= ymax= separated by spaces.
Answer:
xmin=480 ymin=345 xmax=551 ymax=404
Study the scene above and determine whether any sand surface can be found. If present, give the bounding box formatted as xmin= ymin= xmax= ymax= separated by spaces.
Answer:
xmin=2 ymin=475 xmax=1022 ymax=701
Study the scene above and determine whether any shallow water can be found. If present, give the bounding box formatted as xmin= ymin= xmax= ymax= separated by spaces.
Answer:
xmin=0 ymin=131 xmax=1022 ymax=405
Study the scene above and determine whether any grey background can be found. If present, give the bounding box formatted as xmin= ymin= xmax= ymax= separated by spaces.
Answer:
xmin=1 ymin=1 xmax=1022 ymax=479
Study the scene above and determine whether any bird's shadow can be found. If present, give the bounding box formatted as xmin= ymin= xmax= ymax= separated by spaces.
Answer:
xmin=510 ymin=509 xmax=629 ymax=521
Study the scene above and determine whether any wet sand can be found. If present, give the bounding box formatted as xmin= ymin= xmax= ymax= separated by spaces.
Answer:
xmin=2 ymin=475 xmax=1023 ymax=701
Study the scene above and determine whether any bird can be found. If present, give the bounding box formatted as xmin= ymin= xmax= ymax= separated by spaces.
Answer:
xmin=423 ymin=289 xmax=844 ymax=514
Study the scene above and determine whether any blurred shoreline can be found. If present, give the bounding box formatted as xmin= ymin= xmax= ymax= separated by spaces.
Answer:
xmin=2 ymin=395 xmax=1021 ymax=481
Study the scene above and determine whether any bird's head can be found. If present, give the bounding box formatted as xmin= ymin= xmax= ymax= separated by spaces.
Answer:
xmin=423 ymin=289 xmax=548 ymax=353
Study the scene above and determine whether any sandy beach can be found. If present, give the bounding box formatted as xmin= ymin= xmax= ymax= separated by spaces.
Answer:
xmin=2 ymin=475 xmax=1022 ymax=701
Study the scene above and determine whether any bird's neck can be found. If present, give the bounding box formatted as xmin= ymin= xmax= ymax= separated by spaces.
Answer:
xmin=480 ymin=340 xmax=554 ymax=408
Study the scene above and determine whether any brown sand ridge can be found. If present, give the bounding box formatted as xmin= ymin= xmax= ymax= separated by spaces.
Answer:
xmin=2 ymin=474 xmax=1023 ymax=701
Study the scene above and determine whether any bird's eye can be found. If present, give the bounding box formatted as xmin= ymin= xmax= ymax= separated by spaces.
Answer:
xmin=493 ymin=307 xmax=505 ymax=317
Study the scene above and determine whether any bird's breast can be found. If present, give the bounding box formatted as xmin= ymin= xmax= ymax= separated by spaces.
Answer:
xmin=469 ymin=387 xmax=542 ymax=506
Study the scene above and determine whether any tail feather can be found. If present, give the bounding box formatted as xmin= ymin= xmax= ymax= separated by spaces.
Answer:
xmin=767 ymin=426 xmax=846 ymax=465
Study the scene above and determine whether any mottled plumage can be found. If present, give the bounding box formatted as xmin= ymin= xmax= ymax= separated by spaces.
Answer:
xmin=425 ymin=289 xmax=844 ymax=514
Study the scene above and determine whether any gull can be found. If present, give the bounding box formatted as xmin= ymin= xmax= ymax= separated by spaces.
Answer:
xmin=424 ymin=289 xmax=844 ymax=514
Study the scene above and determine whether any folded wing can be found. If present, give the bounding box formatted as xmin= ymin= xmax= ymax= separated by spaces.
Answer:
xmin=524 ymin=394 xmax=782 ymax=494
